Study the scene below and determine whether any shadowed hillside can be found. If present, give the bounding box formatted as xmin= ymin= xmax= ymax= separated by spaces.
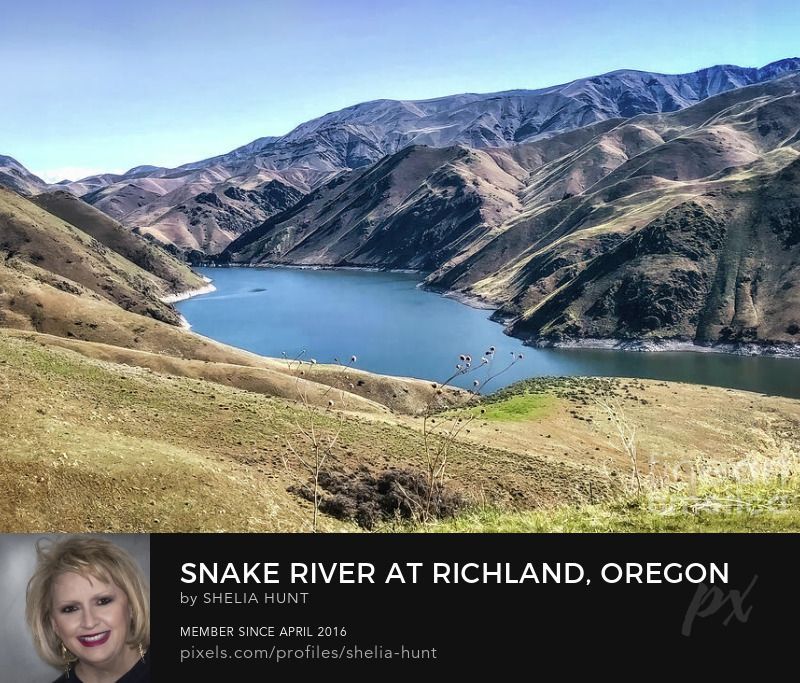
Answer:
xmin=0 ymin=188 xmax=202 ymax=326
xmin=30 ymin=190 xmax=203 ymax=290
xmin=221 ymin=145 xmax=523 ymax=270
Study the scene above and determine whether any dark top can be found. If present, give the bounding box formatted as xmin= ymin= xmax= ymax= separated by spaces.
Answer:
xmin=51 ymin=648 xmax=150 ymax=683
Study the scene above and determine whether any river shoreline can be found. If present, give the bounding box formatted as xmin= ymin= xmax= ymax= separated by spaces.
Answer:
xmin=207 ymin=262 xmax=422 ymax=275
xmin=161 ymin=283 xmax=217 ymax=304
xmin=427 ymin=285 xmax=499 ymax=311
xmin=162 ymin=277 xmax=217 ymax=328
xmin=190 ymin=263 xmax=800 ymax=361
xmin=531 ymin=337 xmax=800 ymax=359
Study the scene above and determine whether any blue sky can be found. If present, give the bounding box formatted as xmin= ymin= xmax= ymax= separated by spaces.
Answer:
xmin=2 ymin=0 xmax=798 ymax=181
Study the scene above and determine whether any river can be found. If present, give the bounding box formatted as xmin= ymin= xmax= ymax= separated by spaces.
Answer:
xmin=176 ymin=267 xmax=800 ymax=398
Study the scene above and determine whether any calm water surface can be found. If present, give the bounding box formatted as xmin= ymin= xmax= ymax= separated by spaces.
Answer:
xmin=177 ymin=267 xmax=800 ymax=398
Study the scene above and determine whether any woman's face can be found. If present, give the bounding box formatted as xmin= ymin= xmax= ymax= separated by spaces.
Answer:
xmin=50 ymin=571 xmax=132 ymax=670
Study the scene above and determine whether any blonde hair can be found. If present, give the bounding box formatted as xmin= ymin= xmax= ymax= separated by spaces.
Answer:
xmin=25 ymin=537 xmax=150 ymax=668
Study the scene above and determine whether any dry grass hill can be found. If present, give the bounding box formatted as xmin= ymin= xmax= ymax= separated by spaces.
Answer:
xmin=3 ymin=327 xmax=798 ymax=532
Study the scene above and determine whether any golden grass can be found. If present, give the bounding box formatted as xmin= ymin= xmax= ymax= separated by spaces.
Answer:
xmin=1 ymin=331 xmax=615 ymax=531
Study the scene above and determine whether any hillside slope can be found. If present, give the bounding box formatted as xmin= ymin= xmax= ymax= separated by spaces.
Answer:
xmin=30 ymin=190 xmax=203 ymax=290
xmin=0 ymin=188 xmax=203 ymax=326
xmin=224 ymin=73 xmax=800 ymax=347
xmin=221 ymin=145 xmax=525 ymax=269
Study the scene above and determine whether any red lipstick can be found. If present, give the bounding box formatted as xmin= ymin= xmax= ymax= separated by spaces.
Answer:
xmin=77 ymin=631 xmax=111 ymax=647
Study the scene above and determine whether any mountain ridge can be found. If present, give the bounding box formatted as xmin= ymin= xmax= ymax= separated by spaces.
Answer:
xmin=4 ymin=58 xmax=796 ymax=254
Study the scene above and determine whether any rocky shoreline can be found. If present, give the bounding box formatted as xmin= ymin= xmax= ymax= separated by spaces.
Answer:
xmin=530 ymin=337 xmax=800 ymax=359
xmin=434 ymin=288 xmax=498 ymax=311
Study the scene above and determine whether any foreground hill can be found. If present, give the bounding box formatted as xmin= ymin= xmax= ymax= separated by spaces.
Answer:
xmin=30 ymin=190 xmax=204 ymax=291
xmin=0 ymin=188 xmax=205 ymax=327
xmin=2 ymin=330 xmax=797 ymax=531
xmin=224 ymin=72 xmax=800 ymax=348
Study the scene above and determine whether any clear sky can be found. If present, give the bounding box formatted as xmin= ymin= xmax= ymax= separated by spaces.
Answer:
xmin=2 ymin=0 xmax=798 ymax=181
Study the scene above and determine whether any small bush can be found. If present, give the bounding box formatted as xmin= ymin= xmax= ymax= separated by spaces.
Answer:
xmin=291 ymin=466 xmax=465 ymax=529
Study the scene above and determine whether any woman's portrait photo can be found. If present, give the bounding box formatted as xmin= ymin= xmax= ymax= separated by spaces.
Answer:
xmin=0 ymin=534 xmax=150 ymax=683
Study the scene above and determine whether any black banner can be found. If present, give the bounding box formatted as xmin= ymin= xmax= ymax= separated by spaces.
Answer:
xmin=151 ymin=533 xmax=794 ymax=676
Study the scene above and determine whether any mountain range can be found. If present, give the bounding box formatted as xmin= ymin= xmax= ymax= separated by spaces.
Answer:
xmin=4 ymin=58 xmax=798 ymax=254
xmin=3 ymin=58 xmax=800 ymax=348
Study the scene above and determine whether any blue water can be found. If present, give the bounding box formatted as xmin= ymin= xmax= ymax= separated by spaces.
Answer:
xmin=177 ymin=267 xmax=800 ymax=398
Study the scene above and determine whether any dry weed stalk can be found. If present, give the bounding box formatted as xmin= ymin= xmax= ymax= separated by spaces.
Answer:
xmin=390 ymin=479 xmax=426 ymax=525
xmin=596 ymin=396 xmax=642 ymax=497
xmin=281 ymin=349 xmax=306 ymax=371
xmin=281 ymin=359 xmax=351 ymax=532
xmin=653 ymin=444 xmax=799 ymax=515
xmin=420 ymin=348 xmax=524 ymax=522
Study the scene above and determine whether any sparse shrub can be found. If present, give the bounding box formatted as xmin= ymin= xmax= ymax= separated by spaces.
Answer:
xmin=595 ymin=396 xmax=642 ymax=497
xmin=281 ymin=351 xmax=361 ymax=532
xmin=418 ymin=347 xmax=524 ymax=522
xmin=291 ymin=466 xmax=465 ymax=529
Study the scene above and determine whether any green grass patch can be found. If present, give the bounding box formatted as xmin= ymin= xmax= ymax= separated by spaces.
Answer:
xmin=474 ymin=393 xmax=554 ymax=422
